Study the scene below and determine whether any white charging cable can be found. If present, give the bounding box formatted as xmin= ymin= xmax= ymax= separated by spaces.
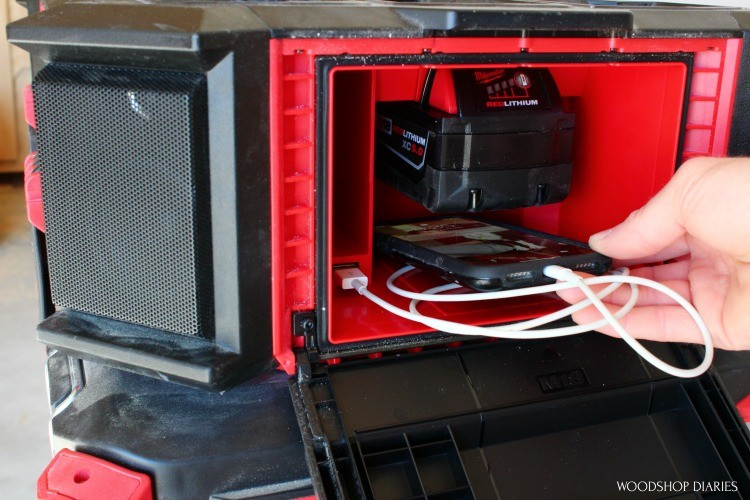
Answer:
xmin=337 ymin=264 xmax=713 ymax=378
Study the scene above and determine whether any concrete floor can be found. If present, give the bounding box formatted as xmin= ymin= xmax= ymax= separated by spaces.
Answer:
xmin=0 ymin=175 xmax=53 ymax=498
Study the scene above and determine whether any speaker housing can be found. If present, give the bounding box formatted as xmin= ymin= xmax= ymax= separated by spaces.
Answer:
xmin=35 ymin=63 xmax=215 ymax=338
xmin=11 ymin=3 xmax=274 ymax=389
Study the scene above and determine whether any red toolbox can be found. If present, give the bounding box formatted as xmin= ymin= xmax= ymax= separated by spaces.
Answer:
xmin=8 ymin=1 xmax=750 ymax=498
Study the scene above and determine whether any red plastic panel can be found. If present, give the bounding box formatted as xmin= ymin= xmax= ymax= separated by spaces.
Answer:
xmin=270 ymin=44 xmax=317 ymax=374
xmin=374 ymin=69 xmax=424 ymax=102
xmin=330 ymin=70 xmax=376 ymax=280
xmin=37 ymin=449 xmax=152 ymax=500
xmin=520 ymin=62 xmax=686 ymax=241
xmin=269 ymin=37 xmax=741 ymax=368
xmin=683 ymin=40 xmax=742 ymax=161
xmin=24 ymin=152 xmax=45 ymax=232
xmin=737 ymin=395 xmax=750 ymax=423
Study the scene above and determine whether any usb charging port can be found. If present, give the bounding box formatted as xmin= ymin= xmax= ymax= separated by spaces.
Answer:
xmin=506 ymin=271 xmax=535 ymax=282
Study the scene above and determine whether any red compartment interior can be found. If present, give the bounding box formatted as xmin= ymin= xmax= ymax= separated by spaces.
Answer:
xmin=328 ymin=61 xmax=688 ymax=345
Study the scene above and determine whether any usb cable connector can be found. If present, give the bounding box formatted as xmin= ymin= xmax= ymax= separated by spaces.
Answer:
xmin=334 ymin=267 xmax=369 ymax=291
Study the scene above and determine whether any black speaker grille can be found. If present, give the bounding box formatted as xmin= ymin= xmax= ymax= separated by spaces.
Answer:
xmin=33 ymin=64 xmax=214 ymax=338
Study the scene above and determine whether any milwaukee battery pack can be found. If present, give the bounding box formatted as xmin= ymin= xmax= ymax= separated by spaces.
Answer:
xmin=376 ymin=68 xmax=575 ymax=212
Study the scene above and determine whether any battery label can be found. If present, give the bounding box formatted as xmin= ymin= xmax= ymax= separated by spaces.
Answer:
xmin=457 ymin=68 xmax=552 ymax=113
xmin=377 ymin=114 xmax=429 ymax=171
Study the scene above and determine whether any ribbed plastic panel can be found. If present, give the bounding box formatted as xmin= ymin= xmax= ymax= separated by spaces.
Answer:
xmin=33 ymin=63 xmax=214 ymax=338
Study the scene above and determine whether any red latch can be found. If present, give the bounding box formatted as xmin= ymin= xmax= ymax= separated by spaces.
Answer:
xmin=37 ymin=449 xmax=152 ymax=500
xmin=737 ymin=395 xmax=750 ymax=423
xmin=24 ymin=84 xmax=36 ymax=129
xmin=24 ymin=152 xmax=45 ymax=232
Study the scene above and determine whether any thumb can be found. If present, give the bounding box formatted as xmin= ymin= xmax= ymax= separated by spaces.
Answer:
xmin=588 ymin=196 xmax=686 ymax=262
xmin=588 ymin=157 xmax=749 ymax=262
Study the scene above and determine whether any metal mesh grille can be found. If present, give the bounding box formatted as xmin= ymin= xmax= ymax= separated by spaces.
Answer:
xmin=33 ymin=63 xmax=214 ymax=338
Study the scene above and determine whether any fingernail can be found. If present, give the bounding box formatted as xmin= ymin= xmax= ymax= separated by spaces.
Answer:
xmin=589 ymin=228 xmax=612 ymax=244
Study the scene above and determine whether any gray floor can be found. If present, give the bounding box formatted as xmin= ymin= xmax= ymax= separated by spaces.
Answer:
xmin=0 ymin=176 xmax=53 ymax=498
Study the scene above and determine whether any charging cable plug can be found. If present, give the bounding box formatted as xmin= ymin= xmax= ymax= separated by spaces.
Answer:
xmin=334 ymin=267 xmax=369 ymax=292
xmin=542 ymin=265 xmax=583 ymax=283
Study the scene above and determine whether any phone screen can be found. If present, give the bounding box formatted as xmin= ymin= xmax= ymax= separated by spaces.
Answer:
xmin=376 ymin=217 xmax=592 ymax=266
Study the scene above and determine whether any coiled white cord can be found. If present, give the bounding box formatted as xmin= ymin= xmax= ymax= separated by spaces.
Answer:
xmin=343 ymin=264 xmax=713 ymax=378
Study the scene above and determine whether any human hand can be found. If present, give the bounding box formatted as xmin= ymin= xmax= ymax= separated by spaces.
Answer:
xmin=557 ymin=156 xmax=750 ymax=350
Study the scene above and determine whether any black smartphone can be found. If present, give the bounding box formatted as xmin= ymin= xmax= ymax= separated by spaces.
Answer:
xmin=374 ymin=217 xmax=611 ymax=291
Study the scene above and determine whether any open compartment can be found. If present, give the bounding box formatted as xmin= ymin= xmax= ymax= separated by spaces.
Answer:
xmin=350 ymin=379 xmax=743 ymax=500
xmin=312 ymin=337 xmax=750 ymax=499
xmin=322 ymin=53 xmax=690 ymax=353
